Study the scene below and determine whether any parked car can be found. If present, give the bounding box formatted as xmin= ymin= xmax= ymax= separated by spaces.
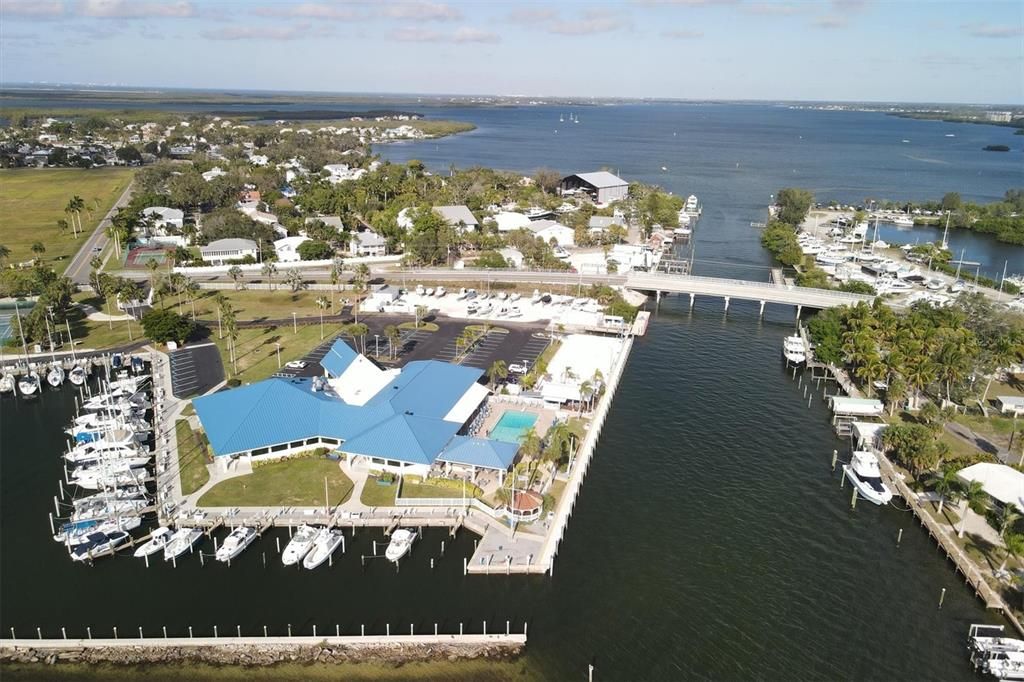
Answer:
xmin=508 ymin=363 xmax=528 ymax=375
xmin=285 ymin=360 xmax=307 ymax=369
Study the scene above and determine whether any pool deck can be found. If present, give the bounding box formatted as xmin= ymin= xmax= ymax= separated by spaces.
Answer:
xmin=475 ymin=400 xmax=555 ymax=441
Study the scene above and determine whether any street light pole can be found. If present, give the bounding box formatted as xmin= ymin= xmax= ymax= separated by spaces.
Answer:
xmin=292 ymin=312 xmax=297 ymax=335
xmin=374 ymin=335 xmax=380 ymax=358
xmin=275 ymin=343 xmax=281 ymax=368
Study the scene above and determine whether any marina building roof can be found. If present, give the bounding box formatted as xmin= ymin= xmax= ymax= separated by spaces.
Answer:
xmin=194 ymin=341 xmax=492 ymax=468
xmin=957 ymin=463 xmax=1024 ymax=510
xmin=570 ymin=171 xmax=627 ymax=189
xmin=438 ymin=436 xmax=520 ymax=471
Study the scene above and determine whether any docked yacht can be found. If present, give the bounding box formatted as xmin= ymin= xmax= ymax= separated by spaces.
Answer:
xmin=0 ymin=372 xmax=14 ymax=394
xmin=843 ymin=451 xmax=893 ymax=505
xmin=70 ymin=498 xmax=149 ymax=523
xmin=70 ymin=451 xmax=150 ymax=470
xmin=783 ymin=335 xmax=806 ymax=364
xmin=68 ymin=365 xmax=87 ymax=386
xmin=70 ymin=530 xmax=130 ymax=561
xmin=969 ymin=625 xmax=1024 ymax=680
xmin=215 ymin=526 xmax=257 ymax=562
xmin=281 ymin=524 xmax=319 ymax=566
xmin=683 ymin=194 xmax=701 ymax=217
xmin=385 ymin=528 xmax=416 ymax=562
xmin=56 ymin=515 xmax=142 ymax=545
xmin=163 ymin=528 xmax=203 ymax=561
xmin=18 ymin=371 xmax=40 ymax=396
xmin=133 ymin=527 xmax=172 ymax=557
xmin=46 ymin=364 xmax=65 ymax=388
xmin=303 ymin=528 xmax=345 ymax=569
xmin=891 ymin=215 xmax=914 ymax=227
xmin=69 ymin=461 xmax=149 ymax=490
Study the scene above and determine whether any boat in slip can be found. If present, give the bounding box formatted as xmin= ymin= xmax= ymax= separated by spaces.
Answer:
xmin=68 ymin=366 xmax=87 ymax=386
xmin=0 ymin=372 xmax=14 ymax=394
xmin=782 ymin=335 xmax=806 ymax=364
xmin=18 ymin=371 xmax=40 ymax=396
xmin=281 ymin=524 xmax=319 ymax=566
xmin=303 ymin=528 xmax=345 ymax=569
xmin=133 ymin=527 xmax=172 ymax=557
xmin=163 ymin=528 xmax=204 ymax=561
xmin=57 ymin=515 xmax=141 ymax=545
xmin=969 ymin=624 xmax=1024 ymax=680
xmin=216 ymin=526 xmax=257 ymax=563
xmin=47 ymin=364 xmax=65 ymax=388
xmin=843 ymin=451 xmax=893 ymax=505
xmin=70 ymin=530 xmax=130 ymax=561
xmin=891 ymin=215 xmax=914 ymax=227
xmin=385 ymin=528 xmax=416 ymax=563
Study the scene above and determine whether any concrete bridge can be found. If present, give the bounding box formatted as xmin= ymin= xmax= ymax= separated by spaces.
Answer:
xmin=624 ymin=271 xmax=875 ymax=316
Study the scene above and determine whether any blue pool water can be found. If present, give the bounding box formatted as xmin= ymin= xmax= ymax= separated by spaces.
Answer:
xmin=488 ymin=410 xmax=538 ymax=444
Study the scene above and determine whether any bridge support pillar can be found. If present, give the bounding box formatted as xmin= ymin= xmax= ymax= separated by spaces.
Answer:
xmin=689 ymin=293 xmax=695 ymax=310
xmin=723 ymin=296 xmax=730 ymax=313
xmin=795 ymin=304 xmax=803 ymax=319
xmin=759 ymin=300 xmax=766 ymax=318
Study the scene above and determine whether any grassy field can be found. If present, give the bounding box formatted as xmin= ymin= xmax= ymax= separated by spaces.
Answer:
xmin=0 ymin=168 xmax=133 ymax=273
xmin=197 ymin=456 xmax=353 ymax=507
xmin=189 ymin=289 xmax=348 ymax=323
xmin=360 ymin=476 xmax=398 ymax=506
xmin=175 ymin=419 xmax=211 ymax=495
xmin=400 ymin=478 xmax=481 ymax=500
xmin=215 ymin=323 xmax=336 ymax=384
xmin=0 ymin=659 xmax=535 ymax=681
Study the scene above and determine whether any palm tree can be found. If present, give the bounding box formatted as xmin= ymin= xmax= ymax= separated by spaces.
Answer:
xmin=285 ymin=268 xmax=306 ymax=293
xmin=261 ymin=261 xmax=278 ymax=290
xmin=958 ymin=480 xmax=988 ymax=538
xmin=578 ymin=379 xmax=593 ymax=414
xmin=0 ymin=244 xmax=9 ymax=263
xmin=228 ymin=265 xmax=244 ymax=290
xmin=349 ymin=322 xmax=369 ymax=354
xmin=904 ymin=356 xmax=937 ymax=411
xmin=488 ymin=360 xmax=508 ymax=390
xmin=71 ymin=195 xmax=85 ymax=235
xmin=886 ymin=376 xmax=908 ymax=416
xmin=519 ymin=427 xmax=542 ymax=461
xmin=183 ymin=277 xmax=200 ymax=320
xmin=929 ymin=466 xmax=962 ymax=516
xmin=384 ymin=324 xmax=401 ymax=360
xmin=145 ymin=259 xmax=160 ymax=298
xmin=1000 ymin=532 xmax=1024 ymax=573
xmin=542 ymin=422 xmax=573 ymax=465
xmin=415 ymin=304 xmax=428 ymax=329
xmin=855 ymin=354 xmax=886 ymax=397
xmin=213 ymin=293 xmax=227 ymax=339
xmin=30 ymin=241 xmax=45 ymax=257
xmin=56 ymin=218 xmax=69 ymax=237
xmin=351 ymin=263 xmax=370 ymax=323
xmin=997 ymin=503 xmax=1021 ymax=540
xmin=329 ymin=258 xmax=344 ymax=310
xmin=315 ymin=295 xmax=329 ymax=339
xmin=982 ymin=335 xmax=1022 ymax=404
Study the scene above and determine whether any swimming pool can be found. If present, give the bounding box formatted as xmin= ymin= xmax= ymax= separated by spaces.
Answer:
xmin=488 ymin=410 xmax=538 ymax=444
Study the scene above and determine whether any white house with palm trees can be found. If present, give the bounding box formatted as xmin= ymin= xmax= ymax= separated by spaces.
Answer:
xmin=957 ymin=463 xmax=1024 ymax=512
xmin=200 ymin=238 xmax=258 ymax=265
xmin=139 ymin=206 xmax=187 ymax=247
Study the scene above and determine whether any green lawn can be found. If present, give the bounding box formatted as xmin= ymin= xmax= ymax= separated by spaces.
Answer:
xmin=399 ymin=321 xmax=439 ymax=332
xmin=400 ymin=478 xmax=482 ymax=500
xmin=0 ymin=167 xmax=133 ymax=273
xmin=360 ymin=476 xmax=398 ymax=506
xmin=175 ymin=419 xmax=211 ymax=495
xmin=189 ymin=288 xmax=348 ymax=323
xmin=64 ymin=294 xmax=141 ymax=351
xmin=215 ymin=323 xmax=337 ymax=384
xmin=197 ymin=456 xmax=353 ymax=507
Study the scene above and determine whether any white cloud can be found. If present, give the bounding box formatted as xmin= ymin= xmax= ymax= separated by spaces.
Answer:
xmin=77 ymin=0 xmax=194 ymax=18
xmin=812 ymin=14 xmax=847 ymax=29
xmin=202 ymin=22 xmax=332 ymax=41
xmin=661 ymin=29 xmax=703 ymax=39
xmin=391 ymin=25 xmax=498 ymax=43
xmin=382 ymin=1 xmax=460 ymax=21
xmin=962 ymin=23 xmax=1023 ymax=39
xmin=1 ymin=0 xmax=64 ymax=16
xmin=549 ymin=9 xmax=630 ymax=36
xmin=253 ymin=2 xmax=365 ymax=21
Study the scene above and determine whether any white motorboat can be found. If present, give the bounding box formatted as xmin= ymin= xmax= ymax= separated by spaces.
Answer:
xmin=971 ymin=631 xmax=1024 ymax=680
xmin=71 ymin=462 xmax=149 ymax=490
xmin=68 ymin=366 xmax=87 ymax=386
xmin=133 ymin=527 xmax=172 ymax=557
xmin=385 ymin=528 xmax=415 ymax=562
xmin=843 ymin=451 xmax=893 ymax=505
xmin=18 ymin=371 xmax=40 ymax=396
xmin=783 ymin=350 xmax=806 ymax=364
xmin=70 ymin=530 xmax=130 ymax=561
xmin=73 ymin=488 xmax=147 ymax=509
xmin=303 ymin=528 xmax=344 ymax=569
xmin=783 ymin=335 xmax=804 ymax=353
xmin=83 ymin=387 xmax=150 ymax=412
xmin=57 ymin=515 xmax=142 ymax=545
xmin=926 ymin=279 xmax=944 ymax=291
xmin=425 ymin=287 xmax=434 ymax=297
xmin=163 ymin=528 xmax=203 ymax=561
xmin=435 ymin=286 xmax=446 ymax=298
xmin=215 ymin=526 xmax=257 ymax=562
xmin=0 ymin=373 xmax=14 ymax=394
xmin=70 ymin=498 xmax=149 ymax=523
xmin=281 ymin=524 xmax=319 ymax=566
xmin=510 ymin=292 xmax=521 ymax=302
xmin=71 ymin=453 xmax=151 ymax=470
xmin=530 ymin=289 xmax=542 ymax=304
xmin=47 ymin=364 xmax=65 ymax=388
xmin=891 ymin=215 xmax=914 ymax=227
xmin=683 ymin=194 xmax=701 ymax=216
xmin=949 ymin=280 xmax=965 ymax=294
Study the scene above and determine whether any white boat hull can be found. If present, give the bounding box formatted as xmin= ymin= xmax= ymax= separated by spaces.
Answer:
xmin=843 ymin=464 xmax=893 ymax=505
xmin=303 ymin=529 xmax=344 ymax=569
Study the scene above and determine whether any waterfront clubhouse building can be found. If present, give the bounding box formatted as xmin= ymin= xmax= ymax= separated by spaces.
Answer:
xmin=193 ymin=340 xmax=517 ymax=478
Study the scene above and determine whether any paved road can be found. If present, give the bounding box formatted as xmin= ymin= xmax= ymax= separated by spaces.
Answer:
xmin=945 ymin=422 xmax=1012 ymax=463
xmin=66 ymin=181 xmax=135 ymax=285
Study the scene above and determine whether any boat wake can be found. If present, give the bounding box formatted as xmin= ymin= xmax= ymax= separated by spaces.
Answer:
xmin=903 ymin=154 xmax=950 ymax=165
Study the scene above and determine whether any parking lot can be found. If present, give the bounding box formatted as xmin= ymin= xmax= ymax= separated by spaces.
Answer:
xmin=281 ymin=316 xmax=553 ymax=380
xmin=170 ymin=343 xmax=223 ymax=398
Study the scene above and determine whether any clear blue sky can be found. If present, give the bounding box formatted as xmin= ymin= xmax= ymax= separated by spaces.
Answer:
xmin=1 ymin=0 xmax=1021 ymax=104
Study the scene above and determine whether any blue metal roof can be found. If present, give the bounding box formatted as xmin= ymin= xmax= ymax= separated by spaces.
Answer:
xmin=320 ymin=339 xmax=358 ymax=377
xmin=438 ymin=436 xmax=519 ymax=471
xmin=194 ymin=344 xmax=488 ymax=466
xmin=366 ymin=360 xmax=483 ymax=418
xmin=339 ymin=413 xmax=461 ymax=466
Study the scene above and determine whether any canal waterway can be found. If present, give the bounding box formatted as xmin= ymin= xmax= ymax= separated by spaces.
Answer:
xmin=0 ymin=299 xmax=1002 ymax=679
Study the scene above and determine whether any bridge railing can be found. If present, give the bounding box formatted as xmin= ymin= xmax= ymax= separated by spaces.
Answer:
xmin=626 ymin=271 xmax=875 ymax=302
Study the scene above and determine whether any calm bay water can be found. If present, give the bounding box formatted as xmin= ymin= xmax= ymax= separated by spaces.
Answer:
xmin=1 ymin=100 xmax=1021 ymax=679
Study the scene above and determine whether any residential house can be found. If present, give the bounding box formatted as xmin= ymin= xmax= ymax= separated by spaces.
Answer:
xmin=490 ymin=211 xmax=532 ymax=232
xmin=274 ymin=236 xmax=310 ymax=263
xmin=350 ymin=229 xmax=387 ymax=258
xmin=528 ymin=220 xmax=575 ymax=247
xmin=498 ymin=247 xmax=525 ymax=269
xmin=202 ymin=167 xmax=226 ymax=182
xmin=200 ymin=238 xmax=259 ymax=265
xmin=433 ymin=205 xmax=479 ymax=232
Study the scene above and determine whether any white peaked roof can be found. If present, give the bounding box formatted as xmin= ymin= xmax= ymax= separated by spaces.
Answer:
xmin=142 ymin=206 xmax=184 ymax=222
xmin=443 ymin=382 xmax=490 ymax=423
xmin=958 ymin=463 xmax=1024 ymax=510
xmin=528 ymin=219 xmax=572 ymax=234
xmin=201 ymin=238 xmax=258 ymax=252
xmin=327 ymin=356 xmax=397 ymax=406
xmin=492 ymin=212 xmax=531 ymax=231
xmin=434 ymin=205 xmax=478 ymax=226
xmin=574 ymin=171 xmax=627 ymax=188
